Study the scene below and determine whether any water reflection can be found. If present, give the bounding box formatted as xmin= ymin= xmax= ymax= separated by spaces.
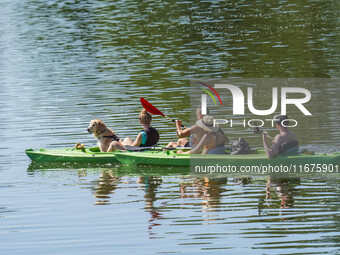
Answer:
xmin=24 ymin=164 xmax=340 ymax=253
xmin=265 ymin=176 xmax=300 ymax=209
xmin=137 ymin=176 xmax=163 ymax=237
xmin=0 ymin=206 xmax=17 ymax=218
xmin=2 ymin=0 xmax=339 ymax=253
xmin=92 ymin=170 xmax=120 ymax=205
xmin=179 ymin=177 xmax=228 ymax=210
xmin=90 ymin=171 xmax=301 ymax=221
xmin=260 ymin=176 xmax=301 ymax=221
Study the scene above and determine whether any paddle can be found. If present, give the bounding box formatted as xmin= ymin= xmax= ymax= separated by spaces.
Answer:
xmin=253 ymin=122 xmax=274 ymax=141
xmin=140 ymin=97 xmax=186 ymax=128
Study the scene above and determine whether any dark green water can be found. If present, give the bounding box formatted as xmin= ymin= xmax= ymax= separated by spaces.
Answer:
xmin=0 ymin=0 xmax=339 ymax=254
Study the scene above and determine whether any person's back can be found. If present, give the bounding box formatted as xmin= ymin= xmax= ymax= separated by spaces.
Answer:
xmin=262 ymin=115 xmax=298 ymax=158
xmin=275 ymin=131 xmax=298 ymax=154
xmin=203 ymin=129 xmax=226 ymax=154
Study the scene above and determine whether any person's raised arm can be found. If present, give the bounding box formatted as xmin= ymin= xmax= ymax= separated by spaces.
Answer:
xmin=176 ymin=120 xmax=191 ymax=138
xmin=262 ymin=132 xmax=280 ymax=158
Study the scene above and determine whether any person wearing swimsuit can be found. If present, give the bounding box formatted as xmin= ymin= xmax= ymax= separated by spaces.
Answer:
xmin=108 ymin=109 xmax=159 ymax=151
xmin=177 ymin=115 xmax=227 ymax=155
xmin=166 ymin=106 xmax=209 ymax=149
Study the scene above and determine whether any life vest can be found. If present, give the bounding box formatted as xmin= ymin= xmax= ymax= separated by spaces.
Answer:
xmin=139 ymin=127 xmax=159 ymax=147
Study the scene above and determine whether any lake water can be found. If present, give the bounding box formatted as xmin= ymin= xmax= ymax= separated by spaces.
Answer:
xmin=0 ymin=0 xmax=339 ymax=254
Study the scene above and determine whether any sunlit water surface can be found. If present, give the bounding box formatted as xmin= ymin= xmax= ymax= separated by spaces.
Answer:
xmin=0 ymin=0 xmax=339 ymax=254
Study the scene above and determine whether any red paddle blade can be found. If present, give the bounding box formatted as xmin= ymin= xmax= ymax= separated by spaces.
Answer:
xmin=140 ymin=97 xmax=164 ymax=116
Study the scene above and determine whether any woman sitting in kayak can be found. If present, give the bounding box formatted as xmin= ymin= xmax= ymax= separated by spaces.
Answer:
xmin=166 ymin=106 xmax=208 ymax=149
xmin=177 ymin=115 xmax=227 ymax=155
xmin=108 ymin=109 xmax=159 ymax=151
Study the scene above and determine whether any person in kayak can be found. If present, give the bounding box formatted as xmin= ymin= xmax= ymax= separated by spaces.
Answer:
xmin=166 ymin=106 xmax=210 ymax=149
xmin=177 ymin=115 xmax=227 ymax=155
xmin=108 ymin=109 xmax=159 ymax=151
xmin=262 ymin=115 xmax=299 ymax=158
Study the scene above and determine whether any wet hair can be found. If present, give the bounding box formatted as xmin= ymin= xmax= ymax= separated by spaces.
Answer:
xmin=139 ymin=109 xmax=152 ymax=125
xmin=274 ymin=115 xmax=289 ymax=127
xmin=197 ymin=106 xmax=210 ymax=116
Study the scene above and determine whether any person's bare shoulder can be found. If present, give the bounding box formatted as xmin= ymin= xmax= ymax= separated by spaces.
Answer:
xmin=274 ymin=134 xmax=285 ymax=143
xmin=190 ymin=125 xmax=198 ymax=131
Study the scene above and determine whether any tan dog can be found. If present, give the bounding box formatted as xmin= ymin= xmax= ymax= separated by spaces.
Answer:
xmin=87 ymin=119 xmax=119 ymax=152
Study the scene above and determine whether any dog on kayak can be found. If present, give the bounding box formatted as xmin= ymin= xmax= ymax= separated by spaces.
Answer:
xmin=87 ymin=119 xmax=119 ymax=152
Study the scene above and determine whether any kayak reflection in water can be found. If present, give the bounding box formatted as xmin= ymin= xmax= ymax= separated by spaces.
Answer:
xmin=177 ymin=115 xmax=228 ymax=155
xmin=266 ymin=177 xmax=300 ymax=210
xmin=179 ymin=177 xmax=228 ymax=210
xmin=108 ymin=109 xmax=159 ymax=151
xmin=262 ymin=115 xmax=299 ymax=158
xmin=166 ymin=106 xmax=208 ymax=149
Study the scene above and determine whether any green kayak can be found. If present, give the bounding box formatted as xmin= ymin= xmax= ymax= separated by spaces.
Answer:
xmin=114 ymin=150 xmax=340 ymax=167
xmin=25 ymin=147 xmax=118 ymax=164
xmin=26 ymin=147 xmax=340 ymax=170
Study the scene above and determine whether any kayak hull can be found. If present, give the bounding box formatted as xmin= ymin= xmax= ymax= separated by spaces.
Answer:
xmin=26 ymin=147 xmax=340 ymax=168
xmin=25 ymin=147 xmax=118 ymax=164
xmin=114 ymin=150 xmax=340 ymax=167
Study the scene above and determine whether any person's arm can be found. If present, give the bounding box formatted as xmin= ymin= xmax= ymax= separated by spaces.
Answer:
xmin=262 ymin=132 xmax=280 ymax=158
xmin=131 ymin=133 xmax=143 ymax=147
xmin=176 ymin=120 xmax=191 ymax=138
